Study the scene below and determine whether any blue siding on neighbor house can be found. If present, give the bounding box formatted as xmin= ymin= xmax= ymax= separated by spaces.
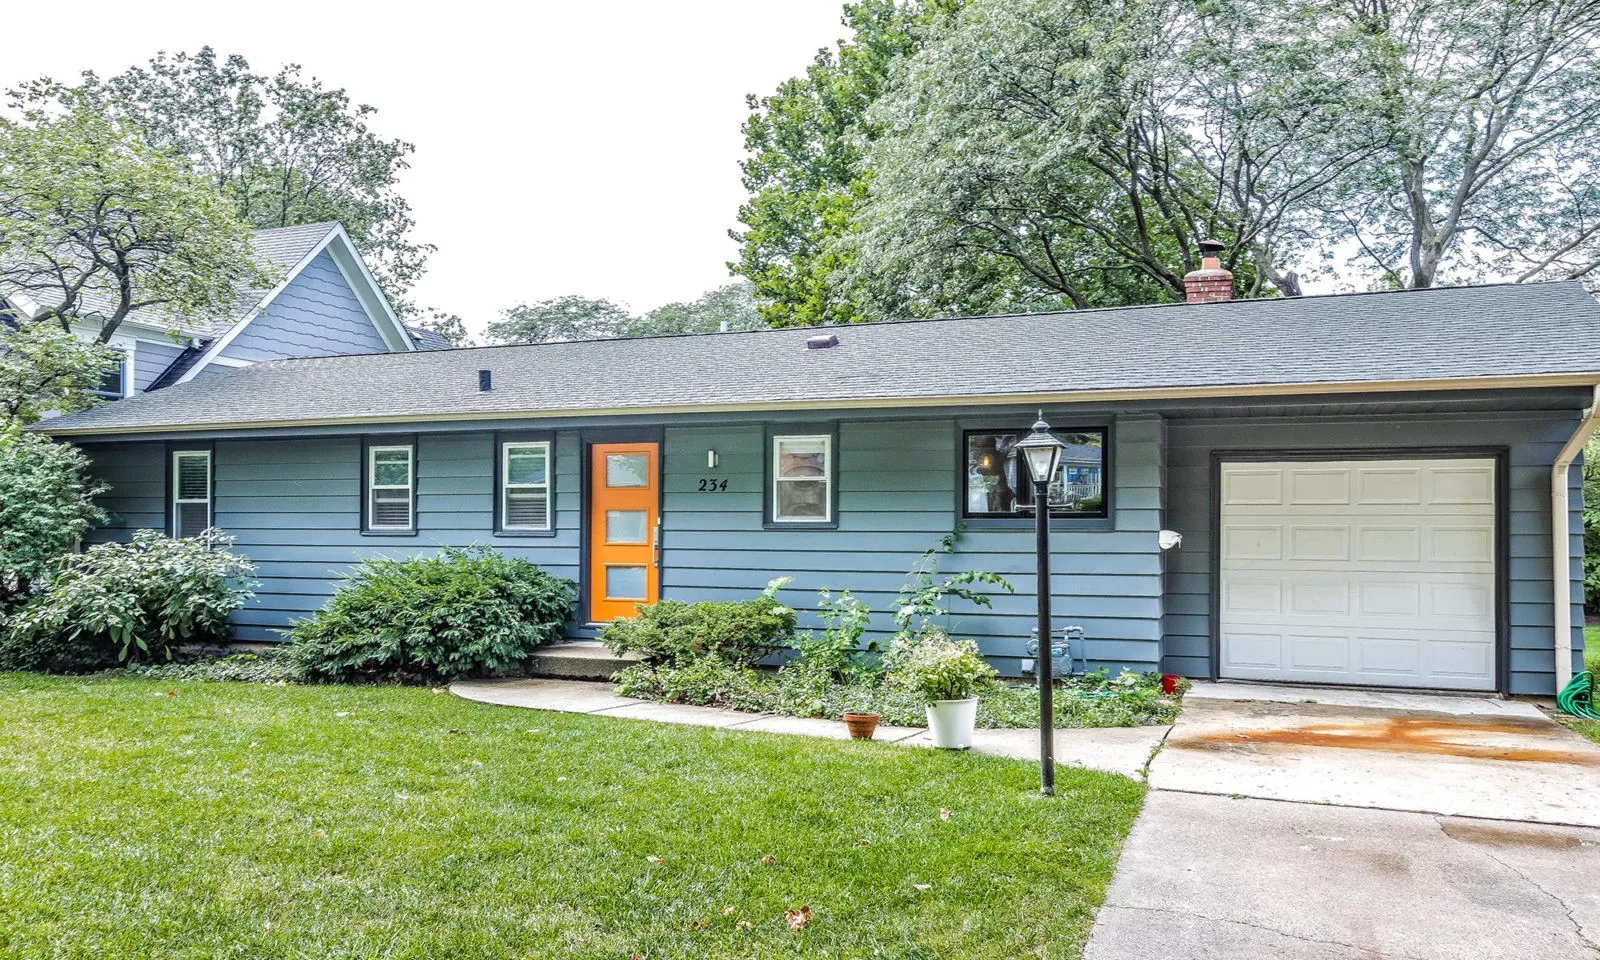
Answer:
xmin=218 ymin=251 xmax=389 ymax=364
xmin=1160 ymin=410 xmax=1586 ymax=696
xmin=79 ymin=412 xmax=1166 ymax=674
xmin=132 ymin=339 xmax=186 ymax=392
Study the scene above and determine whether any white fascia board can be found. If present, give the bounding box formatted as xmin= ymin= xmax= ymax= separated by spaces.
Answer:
xmin=322 ymin=224 xmax=415 ymax=352
xmin=175 ymin=226 xmax=340 ymax=384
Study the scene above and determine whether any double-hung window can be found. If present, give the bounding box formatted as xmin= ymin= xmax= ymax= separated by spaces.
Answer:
xmin=367 ymin=444 xmax=416 ymax=531
xmin=770 ymin=433 xmax=833 ymax=524
xmin=963 ymin=426 xmax=1107 ymax=519
xmin=500 ymin=440 xmax=552 ymax=532
xmin=171 ymin=450 xmax=213 ymax=538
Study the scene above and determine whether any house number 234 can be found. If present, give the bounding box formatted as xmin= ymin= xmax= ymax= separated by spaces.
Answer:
xmin=698 ymin=478 xmax=728 ymax=492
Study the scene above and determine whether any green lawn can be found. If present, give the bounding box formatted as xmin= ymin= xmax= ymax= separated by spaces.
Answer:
xmin=0 ymin=675 xmax=1144 ymax=959
xmin=1565 ymin=627 xmax=1600 ymax=745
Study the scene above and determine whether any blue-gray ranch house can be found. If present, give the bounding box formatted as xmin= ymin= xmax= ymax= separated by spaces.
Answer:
xmin=33 ymin=255 xmax=1600 ymax=696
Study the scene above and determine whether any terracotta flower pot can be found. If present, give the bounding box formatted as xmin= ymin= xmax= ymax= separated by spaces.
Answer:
xmin=843 ymin=711 xmax=880 ymax=740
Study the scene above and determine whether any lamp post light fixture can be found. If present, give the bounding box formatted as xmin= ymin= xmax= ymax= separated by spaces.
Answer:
xmin=1016 ymin=413 xmax=1066 ymax=797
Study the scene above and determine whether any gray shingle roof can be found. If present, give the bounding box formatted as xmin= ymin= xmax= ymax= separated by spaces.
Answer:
xmin=9 ymin=222 xmax=336 ymax=338
xmin=405 ymin=324 xmax=454 ymax=350
xmin=37 ymin=281 xmax=1600 ymax=437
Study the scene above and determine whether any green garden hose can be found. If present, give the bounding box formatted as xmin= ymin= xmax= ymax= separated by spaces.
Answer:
xmin=1557 ymin=670 xmax=1600 ymax=721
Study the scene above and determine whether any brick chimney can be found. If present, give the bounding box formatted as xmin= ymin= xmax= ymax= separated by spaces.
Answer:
xmin=1183 ymin=240 xmax=1234 ymax=304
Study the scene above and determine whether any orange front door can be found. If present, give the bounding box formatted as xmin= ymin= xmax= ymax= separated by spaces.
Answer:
xmin=589 ymin=442 xmax=660 ymax=622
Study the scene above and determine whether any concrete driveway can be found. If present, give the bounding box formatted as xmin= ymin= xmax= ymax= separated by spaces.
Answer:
xmin=1085 ymin=683 xmax=1600 ymax=959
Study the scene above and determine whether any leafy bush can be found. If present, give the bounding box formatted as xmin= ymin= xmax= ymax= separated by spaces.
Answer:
xmin=287 ymin=547 xmax=575 ymax=682
xmin=1 ymin=529 xmax=255 ymax=672
xmin=600 ymin=577 xmax=795 ymax=666
xmin=0 ymin=425 xmax=107 ymax=608
xmin=887 ymin=632 xmax=997 ymax=702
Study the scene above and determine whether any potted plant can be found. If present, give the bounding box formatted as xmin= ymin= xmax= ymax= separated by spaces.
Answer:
xmin=889 ymin=632 xmax=997 ymax=749
xmin=842 ymin=709 xmax=880 ymax=739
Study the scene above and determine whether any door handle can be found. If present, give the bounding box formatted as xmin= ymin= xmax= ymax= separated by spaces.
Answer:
xmin=651 ymin=521 xmax=662 ymax=568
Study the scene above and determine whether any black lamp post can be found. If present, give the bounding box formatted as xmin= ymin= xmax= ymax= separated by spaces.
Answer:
xmin=1016 ymin=413 xmax=1065 ymax=797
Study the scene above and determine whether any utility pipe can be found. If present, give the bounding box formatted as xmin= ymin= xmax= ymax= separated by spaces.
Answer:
xmin=1552 ymin=385 xmax=1600 ymax=694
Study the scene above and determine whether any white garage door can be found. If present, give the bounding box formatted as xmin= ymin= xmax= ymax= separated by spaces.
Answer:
xmin=1218 ymin=458 xmax=1497 ymax=691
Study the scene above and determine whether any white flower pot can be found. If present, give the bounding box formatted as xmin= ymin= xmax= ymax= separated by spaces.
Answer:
xmin=925 ymin=697 xmax=979 ymax=749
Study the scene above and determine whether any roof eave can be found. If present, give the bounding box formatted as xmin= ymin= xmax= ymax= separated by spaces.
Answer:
xmin=34 ymin=371 xmax=1600 ymax=440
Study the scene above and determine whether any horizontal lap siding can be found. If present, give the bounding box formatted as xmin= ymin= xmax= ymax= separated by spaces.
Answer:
xmin=83 ymin=432 xmax=583 ymax=643
xmin=1159 ymin=411 xmax=1584 ymax=695
xmin=76 ymin=415 xmax=1165 ymax=671
xmin=82 ymin=443 xmax=166 ymax=541
xmin=132 ymin=340 xmax=185 ymax=392
xmin=219 ymin=252 xmax=389 ymax=363
xmin=663 ymin=416 xmax=1165 ymax=676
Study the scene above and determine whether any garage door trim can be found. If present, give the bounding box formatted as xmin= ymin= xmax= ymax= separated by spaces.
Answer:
xmin=1207 ymin=446 xmax=1510 ymax=692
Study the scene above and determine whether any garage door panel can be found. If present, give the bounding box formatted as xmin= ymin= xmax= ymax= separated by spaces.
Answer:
xmin=1223 ymin=524 xmax=1282 ymax=560
xmin=1221 ymin=631 xmax=1283 ymax=669
xmin=1287 ymin=468 xmax=1350 ymax=504
xmin=1356 ymin=526 xmax=1421 ymax=563
xmin=1219 ymin=458 xmax=1497 ymax=691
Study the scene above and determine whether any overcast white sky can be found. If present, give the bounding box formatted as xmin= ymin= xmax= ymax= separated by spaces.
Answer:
xmin=4 ymin=0 xmax=850 ymax=335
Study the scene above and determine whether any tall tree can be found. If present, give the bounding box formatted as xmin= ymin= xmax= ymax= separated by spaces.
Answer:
xmin=1324 ymin=0 xmax=1600 ymax=288
xmin=0 ymin=323 xmax=119 ymax=425
xmin=731 ymin=1 xmax=961 ymax=327
xmin=12 ymin=48 xmax=431 ymax=313
xmin=628 ymin=282 xmax=765 ymax=337
xmin=485 ymin=283 xmax=765 ymax=345
xmin=0 ymin=100 xmax=270 ymax=342
xmin=840 ymin=0 xmax=1378 ymax=319
xmin=487 ymin=296 xmax=635 ymax=344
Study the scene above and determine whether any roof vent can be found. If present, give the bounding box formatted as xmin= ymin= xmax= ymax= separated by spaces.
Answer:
xmin=806 ymin=333 xmax=840 ymax=350
xmin=478 ymin=369 xmax=492 ymax=392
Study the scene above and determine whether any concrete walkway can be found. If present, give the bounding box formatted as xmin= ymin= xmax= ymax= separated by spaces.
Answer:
xmin=1086 ymin=682 xmax=1600 ymax=959
xmin=449 ymin=677 xmax=1170 ymax=780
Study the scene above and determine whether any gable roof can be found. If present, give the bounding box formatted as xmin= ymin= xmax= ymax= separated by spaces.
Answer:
xmin=173 ymin=222 xmax=414 ymax=382
xmin=35 ymin=281 xmax=1600 ymax=438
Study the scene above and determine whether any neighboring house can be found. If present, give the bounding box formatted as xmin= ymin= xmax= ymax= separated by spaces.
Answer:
xmin=0 ymin=222 xmax=440 ymax=402
xmin=33 ymin=254 xmax=1600 ymax=696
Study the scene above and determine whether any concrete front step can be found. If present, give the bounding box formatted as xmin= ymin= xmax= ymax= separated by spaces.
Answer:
xmin=525 ymin=641 xmax=642 ymax=681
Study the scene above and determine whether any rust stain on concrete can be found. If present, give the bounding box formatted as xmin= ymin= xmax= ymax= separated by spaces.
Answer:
xmin=1173 ymin=713 xmax=1600 ymax=767
xmin=1440 ymin=822 xmax=1590 ymax=850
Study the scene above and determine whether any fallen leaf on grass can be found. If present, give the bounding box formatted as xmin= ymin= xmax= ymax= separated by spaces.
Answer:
xmin=431 ymin=688 xmax=445 ymax=694
xmin=164 ymin=691 xmax=178 ymax=697
xmin=735 ymin=920 xmax=751 ymax=930
xmin=720 ymin=906 xmax=735 ymax=915
xmin=785 ymin=905 xmax=811 ymax=930
xmin=760 ymin=855 xmax=776 ymax=865
xmin=314 ymin=829 xmax=327 ymax=839
xmin=939 ymin=808 xmax=952 ymax=821
xmin=646 ymin=856 xmax=664 ymax=865
xmin=856 ymin=839 xmax=871 ymax=846
xmin=689 ymin=919 xmax=708 ymax=930
xmin=912 ymin=883 xmax=931 ymax=891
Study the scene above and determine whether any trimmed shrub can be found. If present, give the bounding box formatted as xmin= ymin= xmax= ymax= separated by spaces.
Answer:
xmin=599 ymin=578 xmax=795 ymax=667
xmin=286 ymin=547 xmax=575 ymax=682
xmin=1 ymin=529 xmax=255 ymax=672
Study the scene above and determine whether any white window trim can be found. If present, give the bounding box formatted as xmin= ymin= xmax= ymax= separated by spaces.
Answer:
xmin=171 ymin=450 xmax=212 ymax=536
xmin=500 ymin=440 xmax=552 ymax=531
xmin=771 ymin=434 xmax=833 ymax=524
xmin=94 ymin=348 xmax=130 ymax=399
xmin=367 ymin=444 xmax=415 ymax=531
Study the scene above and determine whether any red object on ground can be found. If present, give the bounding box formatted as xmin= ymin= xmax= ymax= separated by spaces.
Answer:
xmin=1161 ymin=673 xmax=1181 ymax=695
